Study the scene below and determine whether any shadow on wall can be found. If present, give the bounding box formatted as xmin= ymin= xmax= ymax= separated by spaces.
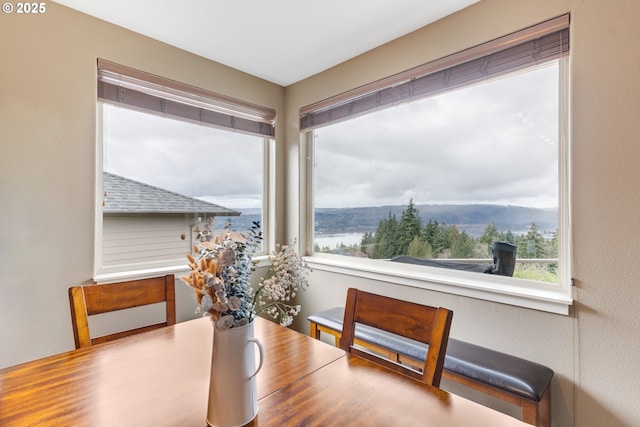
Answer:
xmin=549 ymin=373 xmax=575 ymax=427
xmin=444 ymin=371 xmax=622 ymax=427
xmin=569 ymin=300 xmax=630 ymax=427
xmin=573 ymin=387 xmax=627 ymax=427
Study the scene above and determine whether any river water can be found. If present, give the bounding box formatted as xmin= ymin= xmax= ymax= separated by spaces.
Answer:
xmin=314 ymin=232 xmax=364 ymax=249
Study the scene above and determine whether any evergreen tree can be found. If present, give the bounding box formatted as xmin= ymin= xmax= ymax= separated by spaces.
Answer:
xmin=372 ymin=213 xmax=399 ymax=259
xmin=520 ymin=223 xmax=546 ymax=258
xmin=432 ymin=222 xmax=452 ymax=256
xmin=480 ymin=222 xmax=500 ymax=244
xmin=397 ymin=199 xmax=422 ymax=255
xmin=479 ymin=222 xmax=501 ymax=257
xmin=546 ymin=229 xmax=559 ymax=274
xmin=451 ymin=230 xmax=475 ymax=258
xmin=423 ymin=220 xmax=439 ymax=249
xmin=503 ymin=230 xmax=517 ymax=245
xmin=407 ymin=236 xmax=433 ymax=258
xmin=550 ymin=230 xmax=558 ymax=258
xmin=360 ymin=231 xmax=375 ymax=254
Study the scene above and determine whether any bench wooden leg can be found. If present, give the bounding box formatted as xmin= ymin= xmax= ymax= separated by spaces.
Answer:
xmin=538 ymin=385 xmax=551 ymax=427
xmin=310 ymin=321 xmax=341 ymax=346
xmin=522 ymin=385 xmax=550 ymax=427
xmin=310 ymin=321 xmax=320 ymax=340
xmin=522 ymin=400 xmax=538 ymax=426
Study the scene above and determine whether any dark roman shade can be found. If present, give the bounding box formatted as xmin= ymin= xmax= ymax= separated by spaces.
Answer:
xmin=300 ymin=14 xmax=569 ymax=131
xmin=98 ymin=59 xmax=275 ymax=138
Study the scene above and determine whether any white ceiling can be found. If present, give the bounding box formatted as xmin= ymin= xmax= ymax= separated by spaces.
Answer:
xmin=52 ymin=0 xmax=479 ymax=86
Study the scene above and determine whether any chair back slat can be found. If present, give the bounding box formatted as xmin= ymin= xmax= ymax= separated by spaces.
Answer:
xmin=82 ymin=278 xmax=170 ymax=315
xmin=352 ymin=290 xmax=438 ymax=343
xmin=68 ymin=275 xmax=176 ymax=349
xmin=340 ymin=288 xmax=452 ymax=387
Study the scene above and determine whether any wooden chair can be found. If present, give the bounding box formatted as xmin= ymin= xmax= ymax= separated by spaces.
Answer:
xmin=69 ymin=275 xmax=176 ymax=349
xmin=340 ymin=288 xmax=453 ymax=387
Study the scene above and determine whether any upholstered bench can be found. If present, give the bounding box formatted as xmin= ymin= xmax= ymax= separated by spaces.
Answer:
xmin=308 ymin=307 xmax=553 ymax=427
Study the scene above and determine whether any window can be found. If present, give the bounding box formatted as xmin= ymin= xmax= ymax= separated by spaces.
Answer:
xmin=301 ymin=16 xmax=571 ymax=314
xmin=95 ymin=60 xmax=274 ymax=279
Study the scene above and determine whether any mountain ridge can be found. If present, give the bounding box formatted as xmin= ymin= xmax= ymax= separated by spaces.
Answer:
xmin=313 ymin=203 xmax=557 ymax=237
xmin=221 ymin=203 xmax=558 ymax=238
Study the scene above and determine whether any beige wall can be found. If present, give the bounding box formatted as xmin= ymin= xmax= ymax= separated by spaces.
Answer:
xmin=286 ymin=1 xmax=640 ymax=426
xmin=0 ymin=2 xmax=284 ymax=364
xmin=2 ymin=1 xmax=640 ymax=426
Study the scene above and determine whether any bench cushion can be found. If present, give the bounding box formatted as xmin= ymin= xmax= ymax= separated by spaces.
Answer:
xmin=308 ymin=307 xmax=554 ymax=402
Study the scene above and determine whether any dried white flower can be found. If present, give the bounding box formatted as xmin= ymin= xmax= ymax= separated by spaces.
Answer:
xmin=227 ymin=296 xmax=242 ymax=311
xmin=216 ymin=315 xmax=235 ymax=330
xmin=181 ymin=220 xmax=311 ymax=329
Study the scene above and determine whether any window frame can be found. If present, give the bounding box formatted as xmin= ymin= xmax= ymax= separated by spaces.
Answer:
xmin=301 ymin=19 xmax=573 ymax=315
xmin=94 ymin=64 xmax=275 ymax=283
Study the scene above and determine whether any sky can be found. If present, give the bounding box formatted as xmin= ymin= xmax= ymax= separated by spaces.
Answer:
xmin=103 ymin=105 xmax=264 ymax=209
xmin=103 ymin=61 xmax=560 ymax=211
xmin=314 ymin=62 xmax=560 ymax=209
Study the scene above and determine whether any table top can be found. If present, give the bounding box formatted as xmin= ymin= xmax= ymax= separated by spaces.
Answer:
xmin=0 ymin=317 xmax=527 ymax=427
xmin=250 ymin=354 xmax=527 ymax=427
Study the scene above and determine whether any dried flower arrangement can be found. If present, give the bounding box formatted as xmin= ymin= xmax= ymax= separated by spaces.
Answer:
xmin=181 ymin=219 xmax=311 ymax=329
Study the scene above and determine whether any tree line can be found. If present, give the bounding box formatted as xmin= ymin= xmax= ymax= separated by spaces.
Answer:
xmin=360 ymin=199 xmax=557 ymax=262
xmin=314 ymin=199 xmax=556 ymax=283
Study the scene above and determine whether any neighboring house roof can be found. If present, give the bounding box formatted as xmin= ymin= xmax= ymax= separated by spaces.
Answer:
xmin=103 ymin=172 xmax=240 ymax=216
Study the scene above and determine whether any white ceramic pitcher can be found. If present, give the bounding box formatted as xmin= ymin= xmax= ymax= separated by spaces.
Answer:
xmin=207 ymin=321 xmax=264 ymax=427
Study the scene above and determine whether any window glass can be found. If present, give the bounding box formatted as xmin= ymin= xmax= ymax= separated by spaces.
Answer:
xmin=99 ymin=104 xmax=265 ymax=273
xmin=313 ymin=61 xmax=562 ymax=284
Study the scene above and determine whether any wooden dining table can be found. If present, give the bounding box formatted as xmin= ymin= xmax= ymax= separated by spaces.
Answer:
xmin=0 ymin=317 xmax=528 ymax=426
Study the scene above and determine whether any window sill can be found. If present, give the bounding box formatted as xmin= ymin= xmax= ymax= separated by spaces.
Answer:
xmin=93 ymin=256 xmax=271 ymax=284
xmin=93 ymin=264 xmax=191 ymax=284
xmin=305 ymin=254 xmax=573 ymax=315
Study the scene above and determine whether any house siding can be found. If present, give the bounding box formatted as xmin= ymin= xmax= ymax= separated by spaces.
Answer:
xmin=102 ymin=215 xmax=195 ymax=268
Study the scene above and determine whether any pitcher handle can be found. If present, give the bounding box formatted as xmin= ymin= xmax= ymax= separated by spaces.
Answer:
xmin=249 ymin=337 xmax=264 ymax=379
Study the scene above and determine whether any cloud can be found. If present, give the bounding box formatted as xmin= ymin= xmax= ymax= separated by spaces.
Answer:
xmin=103 ymin=105 xmax=263 ymax=208
xmin=103 ymin=62 xmax=560 ymax=211
xmin=314 ymin=62 xmax=560 ymax=208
